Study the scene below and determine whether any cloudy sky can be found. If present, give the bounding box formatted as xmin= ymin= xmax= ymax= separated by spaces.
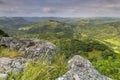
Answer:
xmin=0 ymin=0 xmax=120 ymax=17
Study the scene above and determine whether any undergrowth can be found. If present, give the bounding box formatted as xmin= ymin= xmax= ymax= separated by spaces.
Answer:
xmin=8 ymin=54 xmax=67 ymax=80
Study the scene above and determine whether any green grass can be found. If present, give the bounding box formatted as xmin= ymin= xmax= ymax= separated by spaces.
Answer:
xmin=8 ymin=54 xmax=67 ymax=80
xmin=92 ymin=55 xmax=120 ymax=80
xmin=0 ymin=47 xmax=21 ymax=58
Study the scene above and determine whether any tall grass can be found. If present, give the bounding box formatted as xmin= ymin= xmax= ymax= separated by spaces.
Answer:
xmin=0 ymin=47 xmax=21 ymax=58
xmin=8 ymin=54 xmax=67 ymax=80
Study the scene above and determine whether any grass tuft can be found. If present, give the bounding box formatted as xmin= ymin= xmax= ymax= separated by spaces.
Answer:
xmin=8 ymin=54 xmax=67 ymax=80
xmin=0 ymin=47 xmax=21 ymax=58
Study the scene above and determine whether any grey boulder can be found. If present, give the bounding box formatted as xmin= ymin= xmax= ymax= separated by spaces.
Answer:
xmin=0 ymin=37 xmax=56 ymax=60
xmin=57 ymin=55 xmax=112 ymax=80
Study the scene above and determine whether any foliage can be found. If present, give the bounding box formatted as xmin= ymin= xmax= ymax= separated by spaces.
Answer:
xmin=17 ymin=20 xmax=73 ymax=39
xmin=73 ymin=23 xmax=120 ymax=40
xmin=0 ymin=47 xmax=21 ymax=58
xmin=53 ymin=39 xmax=116 ymax=60
xmin=8 ymin=72 xmax=21 ymax=80
xmin=93 ymin=55 xmax=120 ymax=80
xmin=8 ymin=54 xmax=67 ymax=80
xmin=53 ymin=39 xmax=120 ymax=80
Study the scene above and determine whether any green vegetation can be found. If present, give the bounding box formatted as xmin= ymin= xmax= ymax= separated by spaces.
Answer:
xmin=8 ymin=54 xmax=67 ymax=80
xmin=0 ymin=47 xmax=21 ymax=58
xmin=1 ymin=17 xmax=120 ymax=79
xmin=53 ymin=39 xmax=120 ymax=80
xmin=0 ymin=17 xmax=32 ymax=36
xmin=53 ymin=39 xmax=116 ymax=60
xmin=17 ymin=20 xmax=73 ymax=39
xmin=93 ymin=55 xmax=120 ymax=80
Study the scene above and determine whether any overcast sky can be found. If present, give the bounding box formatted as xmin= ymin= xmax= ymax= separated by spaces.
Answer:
xmin=0 ymin=0 xmax=120 ymax=17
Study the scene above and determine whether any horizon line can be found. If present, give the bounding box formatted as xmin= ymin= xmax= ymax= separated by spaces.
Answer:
xmin=0 ymin=16 xmax=120 ymax=18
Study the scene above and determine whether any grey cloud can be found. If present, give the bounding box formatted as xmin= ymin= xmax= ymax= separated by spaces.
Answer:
xmin=0 ymin=0 xmax=120 ymax=17
xmin=0 ymin=0 xmax=5 ymax=4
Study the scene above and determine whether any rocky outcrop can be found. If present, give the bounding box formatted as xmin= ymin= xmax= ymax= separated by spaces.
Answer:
xmin=0 ymin=37 xmax=56 ymax=60
xmin=0 ymin=37 xmax=112 ymax=80
xmin=0 ymin=37 xmax=56 ymax=80
xmin=57 ymin=55 xmax=112 ymax=80
xmin=0 ymin=57 xmax=29 ymax=74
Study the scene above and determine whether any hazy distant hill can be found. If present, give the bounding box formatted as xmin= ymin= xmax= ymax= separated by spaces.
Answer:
xmin=0 ymin=17 xmax=34 ymax=35
xmin=23 ymin=17 xmax=120 ymax=25
xmin=23 ymin=17 xmax=62 ymax=23
xmin=0 ymin=17 xmax=31 ymax=28
xmin=1 ymin=17 xmax=120 ymax=38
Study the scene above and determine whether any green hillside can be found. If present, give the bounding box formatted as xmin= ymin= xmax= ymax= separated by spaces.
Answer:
xmin=73 ymin=21 xmax=120 ymax=53
xmin=18 ymin=20 xmax=73 ymax=39
xmin=0 ymin=17 xmax=33 ymax=36
xmin=0 ymin=17 xmax=120 ymax=79
xmin=74 ymin=22 xmax=120 ymax=39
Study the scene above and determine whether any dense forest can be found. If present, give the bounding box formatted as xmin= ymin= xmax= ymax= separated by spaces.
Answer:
xmin=0 ymin=17 xmax=120 ymax=80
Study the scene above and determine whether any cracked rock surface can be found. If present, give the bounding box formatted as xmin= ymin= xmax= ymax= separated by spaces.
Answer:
xmin=57 ymin=55 xmax=112 ymax=80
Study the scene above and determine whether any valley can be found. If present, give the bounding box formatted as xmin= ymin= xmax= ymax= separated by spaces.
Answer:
xmin=0 ymin=17 xmax=120 ymax=80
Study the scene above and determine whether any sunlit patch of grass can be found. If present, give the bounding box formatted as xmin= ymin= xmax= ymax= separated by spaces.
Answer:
xmin=88 ymin=50 xmax=102 ymax=59
xmin=104 ymin=39 xmax=120 ymax=46
xmin=0 ymin=47 xmax=21 ymax=58
xmin=18 ymin=27 xmax=32 ymax=31
xmin=104 ymin=39 xmax=120 ymax=54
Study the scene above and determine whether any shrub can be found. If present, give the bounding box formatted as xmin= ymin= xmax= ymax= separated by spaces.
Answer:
xmin=92 ymin=55 xmax=120 ymax=80
xmin=53 ymin=39 xmax=116 ymax=60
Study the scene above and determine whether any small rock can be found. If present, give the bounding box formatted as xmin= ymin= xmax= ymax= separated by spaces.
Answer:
xmin=0 ymin=57 xmax=28 ymax=74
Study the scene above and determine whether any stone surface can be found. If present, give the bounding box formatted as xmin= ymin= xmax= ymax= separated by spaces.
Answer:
xmin=0 ymin=73 xmax=7 ymax=80
xmin=56 ymin=55 xmax=112 ymax=80
xmin=0 ymin=37 xmax=56 ymax=60
xmin=0 ymin=37 xmax=56 ymax=79
xmin=0 ymin=57 xmax=28 ymax=74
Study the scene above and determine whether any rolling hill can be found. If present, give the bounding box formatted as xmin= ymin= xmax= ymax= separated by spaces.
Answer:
xmin=0 ymin=17 xmax=33 ymax=36
xmin=18 ymin=20 xmax=73 ymax=39
xmin=0 ymin=17 xmax=120 ymax=79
